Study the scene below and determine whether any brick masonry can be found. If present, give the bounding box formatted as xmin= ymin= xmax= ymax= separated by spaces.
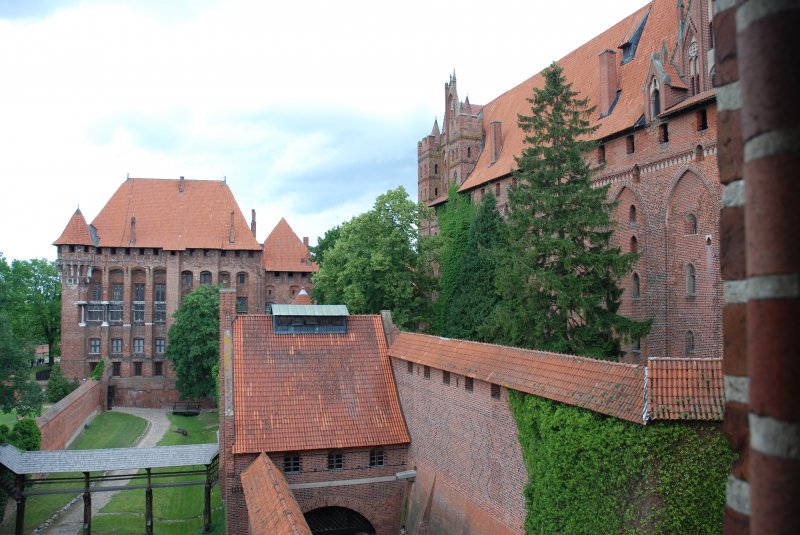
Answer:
xmin=392 ymin=357 xmax=527 ymax=534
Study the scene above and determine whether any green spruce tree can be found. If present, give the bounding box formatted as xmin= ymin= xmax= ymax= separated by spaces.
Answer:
xmin=447 ymin=190 xmax=505 ymax=341
xmin=491 ymin=63 xmax=649 ymax=359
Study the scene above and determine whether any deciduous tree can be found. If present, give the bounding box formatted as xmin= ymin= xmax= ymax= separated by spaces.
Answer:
xmin=5 ymin=259 xmax=60 ymax=366
xmin=166 ymin=284 xmax=219 ymax=400
xmin=491 ymin=63 xmax=649 ymax=359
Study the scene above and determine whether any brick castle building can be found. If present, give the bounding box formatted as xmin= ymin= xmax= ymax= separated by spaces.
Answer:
xmin=419 ymin=0 xmax=721 ymax=362
xmin=54 ymin=176 xmax=316 ymax=406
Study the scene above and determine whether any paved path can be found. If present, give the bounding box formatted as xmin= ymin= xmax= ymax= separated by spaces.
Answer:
xmin=35 ymin=408 xmax=171 ymax=535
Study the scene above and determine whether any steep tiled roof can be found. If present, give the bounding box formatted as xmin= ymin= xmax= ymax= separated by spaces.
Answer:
xmin=389 ymin=332 xmax=646 ymax=424
xmin=460 ymin=0 xmax=682 ymax=192
xmin=232 ymin=315 xmax=410 ymax=453
xmin=647 ymin=358 xmax=724 ymax=421
xmin=290 ymin=288 xmax=312 ymax=305
xmin=53 ymin=208 xmax=95 ymax=246
xmin=661 ymin=88 xmax=715 ymax=116
xmin=263 ymin=218 xmax=319 ymax=273
xmin=88 ymin=178 xmax=261 ymax=250
xmin=241 ymin=453 xmax=311 ymax=535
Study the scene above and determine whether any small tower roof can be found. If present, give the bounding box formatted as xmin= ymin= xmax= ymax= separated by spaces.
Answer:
xmin=53 ymin=208 xmax=95 ymax=247
xmin=431 ymin=118 xmax=440 ymax=136
xmin=291 ymin=287 xmax=312 ymax=305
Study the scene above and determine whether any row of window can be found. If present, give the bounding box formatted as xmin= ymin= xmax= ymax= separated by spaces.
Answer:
xmin=90 ymin=360 xmax=163 ymax=377
xmin=63 ymin=245 xmax=256 ymax=259
xmin=597 ymin=109 xmax=708 ymax=164
xmin=629 ymin=330 xmax=697 ymax=355
xmin=629 ymin=263 xmax=696 ymax=300
xmin=409 ymin=362 xmax=501 ymax=399
xmin=282 ymin=448 xmax=386 ymax=475
xmin=89 ymin=337 xmax=165 ymax=355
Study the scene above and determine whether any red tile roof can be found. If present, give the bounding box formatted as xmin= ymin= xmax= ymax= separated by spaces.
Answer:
xmin=389 ymin=333 xmax=725 ymax=424
xmin=389 ymin=332 xmax=647 ymax=424
xmin=87 ymin=178 xmax=261 ymax=250
xmin=263 ymin=218 xmax=319 ymax=273
xmin=460 ymin=0 xmax=682 ymax=192
xmin=241 ymin=453 xmax=312 ymax=535
xmin=290 ymin=288 xmax=312 ymax=305
xmin=53 ymin=208 xmax=94 ymax=246
xmin=662 ymin=88 xmax=716 ymax=116
xmin=232 ymin=315 xmax=410 ymax=453
xmin=647 ymin=358 xmax=724 ymax=421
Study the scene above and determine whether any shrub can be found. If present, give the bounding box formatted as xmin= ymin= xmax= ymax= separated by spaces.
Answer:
xmin=90 ymin=359 xmax=106 ymax=381
xmin=45 ymin=363 xmax=79 ymax=403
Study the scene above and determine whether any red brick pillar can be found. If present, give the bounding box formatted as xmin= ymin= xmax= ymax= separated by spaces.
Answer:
xmin=218 ymin=288 xmax=237 ymax=503
xmin=738 ymin=1 xmax=800 ymax=533
xmin=717 ymin=1 xmax=800 ymax=533
xmin=715 ymin=1 xmax=750 ymax=532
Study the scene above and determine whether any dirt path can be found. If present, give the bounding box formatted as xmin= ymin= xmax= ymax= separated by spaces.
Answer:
xmin=35 ymin=408 xmax=171 ymax=535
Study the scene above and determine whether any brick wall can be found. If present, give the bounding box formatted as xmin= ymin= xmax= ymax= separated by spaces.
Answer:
xmin=36 ymin=376 xmax=106 ymax=451
xmin=715 ymin=1 xmax=800 ymax=533
xmin=227 ymin=448 xmax=406 ymax=535
xmin=392 ymin=357 xmax=527 ymax=534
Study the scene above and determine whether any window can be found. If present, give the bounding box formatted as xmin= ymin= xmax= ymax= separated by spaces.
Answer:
xmin=274 ymin=272 xmax=281 ymax=280
xmin=465 ymin=377 xmax=474 ymax=392
xmin=327 ymin=451 xmax=343 ymax=470
xmin=109 ymin=283 xmax=123 ymax=323
xmin=154 ymin=283 xmax=166 ymax=323
xmin=407 ymin=361 xmax=413 ymax=374
xmin=87 ymin=303 xmax=104 ymax=324
xmin=632 ymin=273 xmax=641 ymax=299
xmin=423 ymin=365 xmax=430 ymax=379
xmin=288 ymin=272 xmax=294 ymax=280
xmin=133 ymin=338 xmax=144 ymax=354
xmin=134 ymin=362 xmax=142 ymax=376
xmin=112 ymin=362 xmax=121 ymax=377
xmin=491 ymin=383 xmax=501 ymax=399
xmin=132 ymin=283 xmax=145 ymax=324
xmin=686 ymin=264 xmax=697 ymax=296
xmin=626 ymin=135 xmax=635 ymax=154
xmin=630 ymin=236 xmax=638 ymax=253
xmin=111 ymin=338 xmax=122 ymax=354
xmin=495 ymin=183 xmax=500 ymax=196
xmin=155 ymin=338 xmax=165 ymax=354
xmin=629 ymin=205 xmax=637 ymax=225
xmin=686 ymin=214 xmax=698 ymax=235
xmin=434 ymin=163 xmax=438 ymax=174
xmin=650 ymin=78 xmax=661 ymax=118
xmin=153 ymin=361 xmax=163 ymax=376
xmin=631 ymin=338 xmax=641 ymax=353
xmin=686 ymin=330 xmax=695 ymax=353
xmin=89 ymin=338 xmax=100 ymax=354
xmin=181 ymin=271 xmax=193 ymax=296
xmin=598 ymin=144 xmax=606 ymax=164
xmin=659 ymin=123 xmax=669 ymax=143
xmin=442 ymin=370 xmax=450 ymax=385
xmin=370 ymin=448 xmax=385 ymax=467
xmin=238 ymin=273 xmax=247 ymax=285
xmin=91 ymin=283 xmax=103 ymax=301
xmin=236 ymin=297 xmax=248 ymax=314
xmin=284 ymin=453 xmax=301 ymax=474
xmin=200 ymin=271 xmax=212 ymax=285
xmin=219 ymin=272 xmax=230 ymax=288
xmin=697 ymin=109 xmax=708 ymax=131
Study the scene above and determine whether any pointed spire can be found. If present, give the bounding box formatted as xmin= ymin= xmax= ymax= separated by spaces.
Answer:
xmin=431 ymin=118 xmax=440 ymax=137
xmin=464 ymin=96 xmax=472 ymax=113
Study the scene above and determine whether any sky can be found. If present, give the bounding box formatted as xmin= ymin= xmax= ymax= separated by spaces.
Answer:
xmin=0 ymin=0 xmax=649 ymax=261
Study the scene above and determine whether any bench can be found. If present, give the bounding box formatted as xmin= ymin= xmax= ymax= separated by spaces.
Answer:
xmin=172 ymin=401 xmax=201 ymax=416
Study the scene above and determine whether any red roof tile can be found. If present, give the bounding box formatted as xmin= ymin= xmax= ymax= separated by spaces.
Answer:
xmin=263 ymin=218 xmax=319 ymax=273
xmin=647 ymin=358 xmax=724 ymax=421
xmin=460 ymin=0 xmax=683 ymax=192
xmin=53 ymin=208 xmax=94 ymax=246
xmin=241 ymin=453 xmax=312 ymax=535
xmin=88 ymin=178 xmax=261 ymax=250
xmin=662 ymin=88 xmax=715 ymax=116
xmin=290 ymin=288 xmax=312 ymax=305
xmin=232 ymin=315 xmax=410 ymax=453
xmin=389 ymin=332 xmax=647 ymax=424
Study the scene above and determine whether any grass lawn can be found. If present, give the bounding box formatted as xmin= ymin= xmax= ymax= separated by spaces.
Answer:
xmin=93 ymin=411 xmax=225 ymax=535
xmin=0 ymin=411 xmax=148 ymax=535
xmin=0 ymin=411 xmax=19 ymax=428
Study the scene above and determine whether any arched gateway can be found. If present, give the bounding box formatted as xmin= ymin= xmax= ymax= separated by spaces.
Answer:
xmin=304 ymin=506 xmax=376 ymax=535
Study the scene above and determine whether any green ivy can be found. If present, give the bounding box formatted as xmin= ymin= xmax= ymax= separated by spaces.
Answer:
xmin=508 ymin=391 xmax=734 ymax=535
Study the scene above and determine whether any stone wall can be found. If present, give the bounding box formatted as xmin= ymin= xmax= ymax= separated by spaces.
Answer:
xmin=36 ymin=370 xmax=108 ymax=451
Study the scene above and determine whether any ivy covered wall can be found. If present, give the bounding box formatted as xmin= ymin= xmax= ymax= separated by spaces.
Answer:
xmin=508 ymin=391 xmax=734 ymax=535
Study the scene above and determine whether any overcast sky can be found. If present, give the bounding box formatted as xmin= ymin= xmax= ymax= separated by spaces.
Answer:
xmin=0 ymin=0 xmax=648 ymax=261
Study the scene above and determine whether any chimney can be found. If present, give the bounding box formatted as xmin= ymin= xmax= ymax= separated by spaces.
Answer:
xmin=229 ymin=211 xmax=235 ymax=244
xmin=179 ymin=176 xmax=185 ymax=193
xmin=129 ymin=216 xmax=136 ymax=246
xmin=250 ymin=209 xmax=257 ymax=237
xmin=599 ymin=49 xmax=618 ymax=116
xmin=490 ymin=121 xmax=502 ymax=163
xmin=303 ymin=237 xmax=309 ymax=247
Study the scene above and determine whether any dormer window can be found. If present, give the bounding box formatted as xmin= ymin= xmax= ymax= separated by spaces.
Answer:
xmin=649 ymin=78 xmax=661 ymax=119
xmin=688 ymin=38 xmax=700 ymax=95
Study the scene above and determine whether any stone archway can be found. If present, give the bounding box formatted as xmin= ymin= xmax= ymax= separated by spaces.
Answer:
xmin=304 ymin=506 xmax=375 ymax=535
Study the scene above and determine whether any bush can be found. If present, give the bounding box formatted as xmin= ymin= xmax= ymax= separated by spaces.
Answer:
xmin=45 ymin=363 xmax=79 ymax=403
xmin=90 ymin=359 xmax=106 ymax=381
